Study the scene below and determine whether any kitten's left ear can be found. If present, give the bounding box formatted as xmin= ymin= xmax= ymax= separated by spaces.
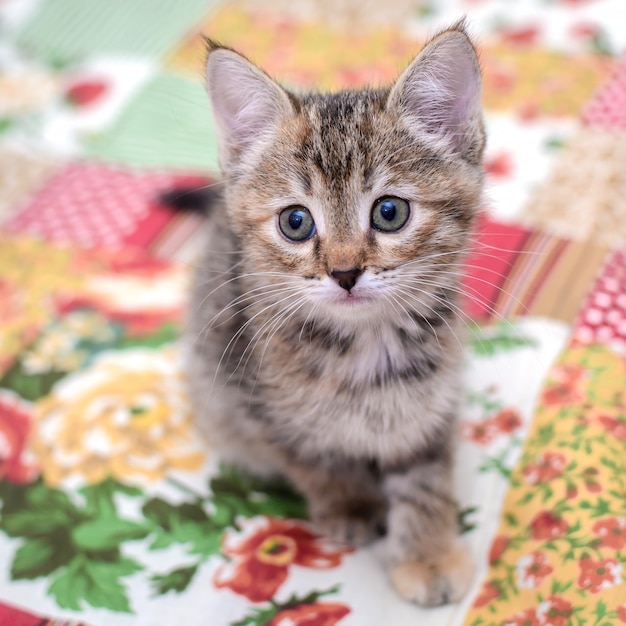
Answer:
xmin=388 ymin=23 xmax=484 ymax=161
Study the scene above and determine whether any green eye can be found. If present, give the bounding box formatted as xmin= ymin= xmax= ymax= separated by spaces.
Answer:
xmin=278 ymin=206 xmax=316 ymax=242
xmin=371 ymin=196 xmax=410 ymax=232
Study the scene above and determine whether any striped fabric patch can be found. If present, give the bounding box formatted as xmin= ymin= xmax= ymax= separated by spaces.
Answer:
xmin=86 ymin=73 xmax=219 ymax=172
xmin=17 ymin=0 xmax=214 ymax=61
xmin=462 ymin=218 xmax=608 ymax=325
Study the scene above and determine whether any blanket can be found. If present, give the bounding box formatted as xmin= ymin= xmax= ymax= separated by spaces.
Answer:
xmin=0 ymin=1 xmax=625 ymax=624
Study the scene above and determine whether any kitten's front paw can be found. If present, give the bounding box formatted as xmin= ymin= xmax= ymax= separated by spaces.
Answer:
xmin=389 ymin=541 xmax=474 ymax=606
xmin=314 ymin=500 xmax=387 ymax=547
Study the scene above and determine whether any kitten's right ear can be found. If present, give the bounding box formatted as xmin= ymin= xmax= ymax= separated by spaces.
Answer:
xmin=205 ymin=41 xmax=294 ymax=171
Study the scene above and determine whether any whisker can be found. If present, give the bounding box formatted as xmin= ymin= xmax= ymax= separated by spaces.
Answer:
xmin=214 ymin=290 xmax=303 ymax=391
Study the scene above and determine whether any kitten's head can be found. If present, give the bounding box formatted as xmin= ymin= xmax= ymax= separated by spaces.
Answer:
xmin=205 ymin=23 xmax=485 ymax=325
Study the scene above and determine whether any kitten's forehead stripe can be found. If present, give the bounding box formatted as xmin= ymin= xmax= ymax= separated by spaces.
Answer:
xmin=297 ymin=91 xmax=388 ymax=199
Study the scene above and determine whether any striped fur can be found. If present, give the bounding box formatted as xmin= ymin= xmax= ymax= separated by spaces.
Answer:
xmin=186 ymin=23 xmax=485 ymax=606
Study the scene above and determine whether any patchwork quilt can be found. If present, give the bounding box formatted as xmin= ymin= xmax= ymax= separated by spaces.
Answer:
xmin=0 ymin=1 xmax=625 ymax=624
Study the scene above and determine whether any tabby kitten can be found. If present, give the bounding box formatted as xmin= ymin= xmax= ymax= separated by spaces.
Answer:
xmin=187 ymin=22 xmax=485 ymax=606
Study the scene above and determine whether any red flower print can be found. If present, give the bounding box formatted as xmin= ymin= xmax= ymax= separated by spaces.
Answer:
xmin=461 ymin=420 xmax=498 ymax=445
xmin=268 ymin=602 xmax=350 ymax=626
xmin=484 ymin=152 xmax=515 ymax=179
xmin=499 ymin=25 xmax=541 ymax=46
xmin=472 ymin=580 xmax=500 ymax=608
xmin=577 ymin=556 xmax=622 ymax=593
xmin=592 ymin=517 xmax=626 ymax=550
xmin=522 ymin=451 xmax=567 ymax=485
xmin=598 ymin=415 xmax=626 ymax=441
xmin=65 ymin=79 xmax=108 ymax=107
xmin=617 ymin=604 xmax=626 ymax=623
xmin=213 ymin=517 xmax=352 ymax=602
xmin=570 ymin=22 xmax=599 ymax=39
xmin=489 ymin=67 xmax=515 ymax=92
xmin=551 ymin=363 xmax=586 ymax=384
xmin=583 ymin=466 xmax=603 ymax=493
xmin=529 ymin=511 xmax=568 ymax=541
xmin=517 ymin=101 xmax=540 ymax=122
xmin=489 ymin=534 xmax=510 ymax=564
xmin=504 ymin=607 xmax=541 ymax=626
xmin=492 ymin=408 xmax=522 ymax=434
xmin=0 ymin=392 xmax=39 ymax=484
xmin=516 ymin=551 xmax=553 ymax=589
xmin=585 ymin=481 xmax=602 ymax=493
xmin=536 ymin=595 xmax=573 ymax=626
xmin=541 ymin=383 xmax=583 ymax=406
xmin=541 ymin=363 xmax=586 ymax=406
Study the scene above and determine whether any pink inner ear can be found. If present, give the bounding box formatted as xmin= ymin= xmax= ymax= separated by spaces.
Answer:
xmin=206 ymin=50 xmax=291 ymax=161
xmin=393 ymin=32 xmax=482 ymax=151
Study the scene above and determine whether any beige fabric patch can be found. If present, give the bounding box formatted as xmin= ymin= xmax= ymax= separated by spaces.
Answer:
xmin=522 ymin=126 xmax=626 ymax=249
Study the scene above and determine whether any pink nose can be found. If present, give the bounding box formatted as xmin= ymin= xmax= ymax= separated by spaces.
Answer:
xmin=330 ymin=268 xmax=362 ymax=292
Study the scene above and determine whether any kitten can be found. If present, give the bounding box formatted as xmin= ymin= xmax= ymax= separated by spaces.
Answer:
xmin=186 ymin=22 xmax=485 ymax=606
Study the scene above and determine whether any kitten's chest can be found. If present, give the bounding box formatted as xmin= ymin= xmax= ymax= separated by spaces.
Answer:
xmin=258 ymin=320 xmax=459 ymax=462
xmin=339 ymin=325 xmax=420 ymax=383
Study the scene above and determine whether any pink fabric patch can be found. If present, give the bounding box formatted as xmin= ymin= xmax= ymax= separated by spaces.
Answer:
xmin=573 ymin=250 xmax=626 ymax=352
xmin=0 ymin=601 xmax=89 ymax=626
xmin=462 ymin=217 xmax=531 ymax=320
xmin=582 ymin=59 xmax=626 ymax=130
xmin=6 ymin=163 xmax=208 ymax=249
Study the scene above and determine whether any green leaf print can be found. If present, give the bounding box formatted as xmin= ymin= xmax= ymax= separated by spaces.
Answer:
xmin=1 ymin=482 xmax=85 ymax=538
xmin=230 ymin=587 xmax=343 ymax=626
xmin=118 ymin=322 xmax=180 ymax=349
xmin=150 ymin=565 xmax=198 ymax=595
xmin=145 ymin=467 xmax=307 ymax=596
xmin=1 ymin=466 xmax=310 ymax=610
xmin=458 ymin=506 xmax=479 ymax=534
xmin=468 ymin=322 xmax=537 ymax=357
xmin=0 ymin=118 xmax=13 ymax=134
xmin=11 ymin=534 xmax=74 ymax=579
xmin=49 ymin=554 xmax=141 ymax=613
xmin=80 ymin=477 xmax=143 ymax=518
xmin=143 ymin=497 xmax=221 ymax=555
xmin=71 ymin=518 xmax=149 ymax=551
xmin=0 ymin=478 xmax=148 ymax=613
xmin=210 ymin=465 xmax=307 ymax=521
xmin=0 ymin=361 xmax=67 ymax=401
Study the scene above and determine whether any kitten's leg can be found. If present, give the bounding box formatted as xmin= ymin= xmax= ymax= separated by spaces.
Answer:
xmin=288 ymin=461 xmax=387 ymax=546
xmin=383 ymin=454 xmax=473 ymax=606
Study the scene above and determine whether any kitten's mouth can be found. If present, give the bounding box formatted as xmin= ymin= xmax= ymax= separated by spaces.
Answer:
xmin=335 ymin=291 xmax=374 ymax=307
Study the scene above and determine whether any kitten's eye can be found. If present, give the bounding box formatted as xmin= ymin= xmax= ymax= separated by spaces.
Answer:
xmin=278 ymin=206 xmax=316 ymax=242
xmin=371 ymin=196 xmax=410 ymax=232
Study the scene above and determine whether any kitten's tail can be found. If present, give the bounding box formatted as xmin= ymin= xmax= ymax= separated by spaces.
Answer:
xmin=159 ymin=184 xmax=221 ymax=216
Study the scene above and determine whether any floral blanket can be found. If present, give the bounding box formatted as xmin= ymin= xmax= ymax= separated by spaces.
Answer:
xmin=1 ymin=1 xmax=625 ymax=625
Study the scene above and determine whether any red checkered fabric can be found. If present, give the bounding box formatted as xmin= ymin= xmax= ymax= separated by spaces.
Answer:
xmin=6 ymin=163 xmax=207 ymax=249
xmin=573 ymin=250 xmax=626 ymax=352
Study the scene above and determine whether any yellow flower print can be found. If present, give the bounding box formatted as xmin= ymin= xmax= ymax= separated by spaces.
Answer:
xmin=32 ymin=345 xmax=206 ymax=487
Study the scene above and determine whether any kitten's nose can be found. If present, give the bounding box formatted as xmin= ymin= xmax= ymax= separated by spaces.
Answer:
xmin=330 ymin=268 xmax=362 ymax=292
